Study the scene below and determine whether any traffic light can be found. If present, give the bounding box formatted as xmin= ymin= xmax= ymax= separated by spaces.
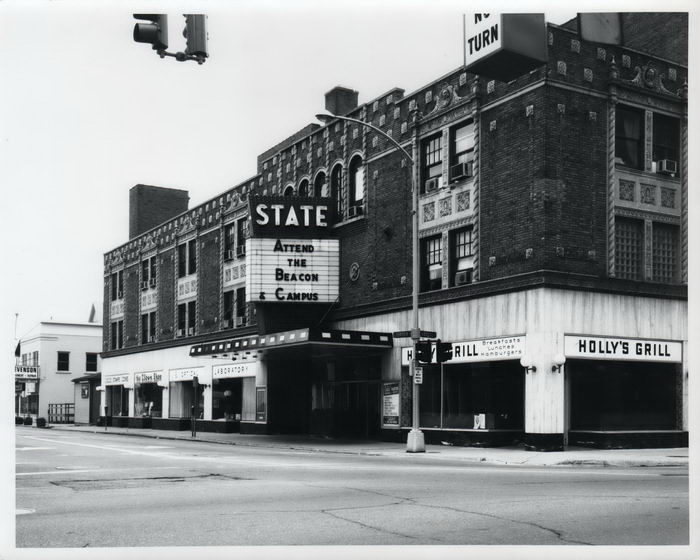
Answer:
xmin=183 ymin=14 xmax=208 ymax=59
xmin=436 ymin=339 xmax=453 ymax=363
xmin=133 ymin=14 xmax=168 ymax=51
xmin=415 ymin=341 xmax=432 ymax=364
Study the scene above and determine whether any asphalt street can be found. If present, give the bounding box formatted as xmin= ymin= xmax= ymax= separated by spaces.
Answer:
xmin=15 ymin=427 xmax=688 ymax=547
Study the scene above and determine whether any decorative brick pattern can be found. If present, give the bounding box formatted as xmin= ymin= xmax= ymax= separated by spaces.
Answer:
xmin=619 ymin=179 xmax=635 ymax=201
xmin=459 ymin=73 xmax=467 ymax=86
xmin=489 ymin=120 xmax=497 ymax=131
xmin=372 ymin=101 xmax=379 ymax=112
xmin=548 ymin=32 xmax=553 ymax=46
xmin=456 ymin=190 xmax=470 ymax=212
xmin=557 ymin=61 xmax=567 ymax=75
xmin=640 ymin=184 xmax=656 ymax=205
xmin=401 ymin=122 xmax=407 ymax=134
xmin=557 ymin=104 xmax=565 ymax=114
xmin=526 ymin=105 xmax=534 ymax=117
xmin=597 ymin=47 xmax=606 ymax=61
xmin=425 ymin=91 xmax=433 ymax=103
xmin=622 ymin=54 xmax=631 ymax=68
xmin=487 ymin=80 xmax=495 ymax=94
xmin=588 ymin=111 xmax=597 ymax=122
xmin=423 ymin=202 xmax=435 ymax=222
xmin=438 ymin=197 xmax=452 ymax=217
xmin=661 ymin=187 xmax=676 ymax=208
xmin=668 ymin=67 xmax=677 ymax=81
xmin=570 ymin=39 xmax=580 ymax=53
xmin=394 ymin=108 xmax=400 ymax=120
xmin=584 ymin=68 xmax=593 ymax=82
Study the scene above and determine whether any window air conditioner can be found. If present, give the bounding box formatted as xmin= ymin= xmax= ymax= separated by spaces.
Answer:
xmin=187 ymin=327 xmax=195 ymax=336
xmin=148 ymin=336 xmax=155 ymax=343
xmin=177 ymin=329 xmax=185 ymax=337
xmin=657 ymin=159 xmax=677 ymax=175
xmin=236 ymin=317 xmax=246 ymax=327
xmin=455 ymin=270 xmax=472 ymax=286
xmin=348 ymin=205 xmax=364 ymax=219
xmin=450 ymin=161 xmax=474 ymax=182
xmin=141 ymin=281 xmax=149 ymax=291
xmin=425 ymin=177 xmax=439 ymax=193
xmin=236 ymin=245 xmax=246 ymax=257
xmin=223 ymin=319 xmax=232 ymax=328
xmin=149 ymin=278 xmax=156 ymax=288
xmin=225 ymin=249 xmax=235 ymax=261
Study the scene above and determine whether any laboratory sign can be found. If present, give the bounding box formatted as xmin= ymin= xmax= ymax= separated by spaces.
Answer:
xmin=564 ymin=336 xmax=682 ymax=363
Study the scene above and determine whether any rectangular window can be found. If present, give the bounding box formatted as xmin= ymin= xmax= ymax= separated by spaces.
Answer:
xmin=615 ymin=106 xmax=643 ymax=169
xmin=141 ymin=257 xmax=157 ymax=288
xmin=615 ymin=217 xmax=643 ymax=280
xmin=450 ymin=120 xmax=475 ymax=181
xmin=236 ymin=219 xmax=247 ymax=255
xmin=178 ymin=302 xmax=196 ymax=336
xmin=57 ymin=351 xmax=70 ymax=372
xmin=32 ymin=351 xmax=39 ymax=367
xmin=450 ymin=227 xmax=474 ymax=286
xmin=178 ymin=240 xmax=197 ymax=278
xmin=224 ymin=223 xmax=235 ymax=258
xmin=110 ymin=320 xmax=124 ymax=350
xmin=85 ymin=353 xmax=98 ymax=372
xmin=141 ymin=312 xmax=156 ymax=344
xmin=236 ymin=287 xmax=247 ymax=325
xmin=111 ymin=270 xmax=123 ymax=301
xmin=421 ymin=235 xmax=442 ymax=291
xmin=421 ymin=134 xmax=442 ymax=192
xmin=652 ymin=114 xmax=680 ymax=165
xmin=223 ymin=290 xmax=235 ymax=327
xmin=652 ymin=223 xmax=679 ymax=283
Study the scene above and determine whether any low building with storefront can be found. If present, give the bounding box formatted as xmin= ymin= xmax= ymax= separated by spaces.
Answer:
xmin=14 ymin=321 xmax=102 ymax=424
xmin=100 ymin=13 xmax=688 ymax=450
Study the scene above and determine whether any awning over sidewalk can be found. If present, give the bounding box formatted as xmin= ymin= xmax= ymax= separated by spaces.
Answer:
xmin=189 ymin=327 xmax=393 ymax=357
xmin=71 ymin=373 xmax=101 ymax=384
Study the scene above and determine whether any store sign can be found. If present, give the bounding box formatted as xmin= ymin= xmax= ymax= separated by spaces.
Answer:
xmin=169 ymin=367 xmax=203 ymax=382
xmin=213 ymin=362 xmax=258 ymax=379
xmin=104 ymin=373 xmax=130 ymax=385
xmin=245 ymin=237 xmax=340 ymax=303
xmin=14 ymin=366 xmax=39 ymax=380
xmin=465 ymin=13 xmax=547 ymax=82
xmin=564 ymin=336 xmax=682 ymax=363
xmin=134 ymin=371 xmax=164 ymax=384
xmin=402 ymin=336 xmax=524 ymax=366
xmin=382 ymin=382 xmax=400 ymax=426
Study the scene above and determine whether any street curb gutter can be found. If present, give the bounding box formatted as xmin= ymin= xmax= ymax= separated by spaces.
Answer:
xmin=39 ymin=426 xmax=689 ymax=468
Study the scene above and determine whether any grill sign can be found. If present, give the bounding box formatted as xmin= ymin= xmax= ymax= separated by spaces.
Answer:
xmin=564 ymin=336 xmax=682 ymax=363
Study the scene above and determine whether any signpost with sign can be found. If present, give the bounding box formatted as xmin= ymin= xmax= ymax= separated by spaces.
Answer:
xmin=465 ymin=13 xmax=547 ymax=82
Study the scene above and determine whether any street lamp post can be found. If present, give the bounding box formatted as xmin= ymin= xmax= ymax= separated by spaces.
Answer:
xmin=316 ymin=111 xmax=425 ymax=453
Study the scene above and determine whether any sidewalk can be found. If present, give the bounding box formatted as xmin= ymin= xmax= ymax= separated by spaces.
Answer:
xmin=41 ymin=424 xmax=689 ymax=468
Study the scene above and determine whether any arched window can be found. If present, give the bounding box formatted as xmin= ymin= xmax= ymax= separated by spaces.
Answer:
xmin=331 ymin=164 xmax=343 ymax=220
xmin=349 ymin=155 xmax=365 ymax=217
xmin=315 ymin=172 xmax=328 ymax=198
xmin=283 ymin=184 xmax=295 ymax=197
xmin=298 ymin=178 xmax=309 ymax=197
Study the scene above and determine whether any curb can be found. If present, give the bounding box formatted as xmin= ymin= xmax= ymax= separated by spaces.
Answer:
xmin=40 ymin=426 xmax=689 ymax=468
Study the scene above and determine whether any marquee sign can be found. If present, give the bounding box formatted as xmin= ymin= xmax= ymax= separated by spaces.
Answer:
xmin=564 ymin=335 xmax=682 ymax=363
xmin=402 ymin=336 xmax=524 ymax=366
xmin=248 ymin=196 xmax=333 ymax=238
xmin=245 ymin=238 xmax=339 ymax=303
xmin=465 ymin=13 xmax=547 ymax=82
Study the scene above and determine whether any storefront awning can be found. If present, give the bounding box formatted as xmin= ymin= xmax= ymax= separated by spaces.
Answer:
xmin=71 ymin=373 xmax=101 ymax=384
xmin=189 ymin=327 xmax=393 ymax=357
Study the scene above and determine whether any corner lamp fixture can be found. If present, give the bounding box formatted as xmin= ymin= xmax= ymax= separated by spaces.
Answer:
xmin=551 ymin=353 xmax=566 ymax=373
xmin=520 ymin=356 xmax=536 ymax=373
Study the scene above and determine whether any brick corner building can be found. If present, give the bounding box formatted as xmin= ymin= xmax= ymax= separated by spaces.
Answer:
xmin=100 ymin=13 xmax=688 ymax=450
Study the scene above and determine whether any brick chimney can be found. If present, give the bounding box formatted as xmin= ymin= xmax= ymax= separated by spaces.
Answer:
xmin=129 ymin=184 xmax=189 ymax=239
xmin=324 ymin=86 xmax=359 ymax=116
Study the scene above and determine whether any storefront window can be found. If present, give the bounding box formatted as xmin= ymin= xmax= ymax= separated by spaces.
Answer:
xmin=418 ymin=366 xmax=441 ymax=428
xmin=169 ymin=381 xmax=204 ymax=418
xmin=212 ymin=378 xmax=243 ymax=420
xmin=134 ymin=383 xmax=163 ymax=417
xmin=569 ymin=360 xmax=679 ymax=430
xmin=107 ymin=385 xmax=130 ymax=416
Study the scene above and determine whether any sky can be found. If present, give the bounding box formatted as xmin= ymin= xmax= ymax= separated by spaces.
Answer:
xmin=0 ymin=1 xmax=588 ymax=342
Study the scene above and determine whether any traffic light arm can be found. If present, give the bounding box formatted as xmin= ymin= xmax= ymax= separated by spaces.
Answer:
xmin=154 ymin=48 xmax=207 ymax=65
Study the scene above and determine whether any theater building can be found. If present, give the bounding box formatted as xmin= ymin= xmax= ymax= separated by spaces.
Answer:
xmin=100 ymin=14 xmax=688 ymax=449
